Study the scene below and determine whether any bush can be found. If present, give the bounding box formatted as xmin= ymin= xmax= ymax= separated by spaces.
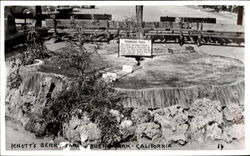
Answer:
xmin=8 ymin=23 xmax=128 ymax=148
xmin=41 ymin=26 xmax=127 ymax=148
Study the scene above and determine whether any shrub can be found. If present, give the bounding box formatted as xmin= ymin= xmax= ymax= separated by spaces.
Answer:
xmin=8 ymin=23 xmax=128 ymax=148
xmin=41 ymin=26 xmax=127 ymax=148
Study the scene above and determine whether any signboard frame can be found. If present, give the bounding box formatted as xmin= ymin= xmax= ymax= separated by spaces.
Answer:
xmin=118 ymin=38 xmax=153 ymax=58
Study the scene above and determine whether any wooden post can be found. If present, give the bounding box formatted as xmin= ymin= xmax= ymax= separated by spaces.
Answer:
xmin=135 ymin=5 xmax=144 ymax=66
xmin=136 ymin=5 xmax=143 ymax=39
xmin=53 ymin=15 xmax=57 ymax=37
xmin=35 ymin=6 xmax=42 ymax=27
xmin=237 ymin=6 xmax=244 ymax=25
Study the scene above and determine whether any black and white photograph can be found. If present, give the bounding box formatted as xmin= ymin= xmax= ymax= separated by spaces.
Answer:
xmin=1 ymin=1 xmax=249 ymax=155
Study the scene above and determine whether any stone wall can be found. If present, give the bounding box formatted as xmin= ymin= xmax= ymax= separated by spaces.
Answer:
xmin=132 ymin=99 xmax=244 ymax=145
xmin=60 ymin=98 xmax=244 ymax=147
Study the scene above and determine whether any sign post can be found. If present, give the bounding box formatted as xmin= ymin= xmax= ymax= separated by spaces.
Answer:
xmin=118 ymin=6 xmax=152 ymax=66
xmin=135 ymin=5 xmax=144 ymax=65
xmin=136 ymin=5 xmax=144 ymax=39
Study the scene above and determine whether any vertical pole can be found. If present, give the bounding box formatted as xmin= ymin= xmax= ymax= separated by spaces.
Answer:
xmin=106 ymin=19 xmax=111 ymax=43
xmin=136 ymin=5 xmax=143 ymax=39
xmin=53 ymin=16 xmax=57 ymax=37
xmin=35 ymin=6 xmax=42 ymax=27
xmin=135 ymin=5 xmax=144 ymax=66
xmin=237 ymin=6 xmax=244 ymax=25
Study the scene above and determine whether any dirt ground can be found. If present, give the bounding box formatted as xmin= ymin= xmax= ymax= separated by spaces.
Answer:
xmin=5 ymin=119 xmax=58 ymax=151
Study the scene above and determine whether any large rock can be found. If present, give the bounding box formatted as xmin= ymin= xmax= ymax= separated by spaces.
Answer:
xmin=64 ymin=128 xmax=80 ymax=144
xmin=161 ymin=124 xmax=188 ymax=145
xmin=188 ymin=98 xmax=223 ymax=124
xmin=188 ymin=98 xmax=223 ymax=142
xmin=110 ymin=109 xmax=124 ymax=124
xmin=153 ymin=105 xmax=189 ymax=145
xmin=63 ymin=114 xmax=101 ymax=145
xmin=135 ymin=123 xmax=161 ymax=144
xmin=189 ymin=116 xmax=206 ymax=142
xmin=24 ymin=114 xmax=47 ymax=137
xmin=120 ymin=120 xmax=133 ymax=129
xmin=154 ymin=113 xmax=171 ymax=128
xmin=76 ymin=123 xmax=102 ymax=145
xmin=223 ymin=103 xmax=243 ymax=123
xmin=206 ymin=123 xmax=222 ymax=141
xmin=154 ymin=105 xmax=189 ymax=127
xmin=118 ymin=119 xmax=136 ymax=143
xmin=20 ymin=117 xmax=30 ymax=127
xmin=222 ymin=123 xmax=245 ymax=143
xmin=131 ymin=105 xmax=152 ymax=124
